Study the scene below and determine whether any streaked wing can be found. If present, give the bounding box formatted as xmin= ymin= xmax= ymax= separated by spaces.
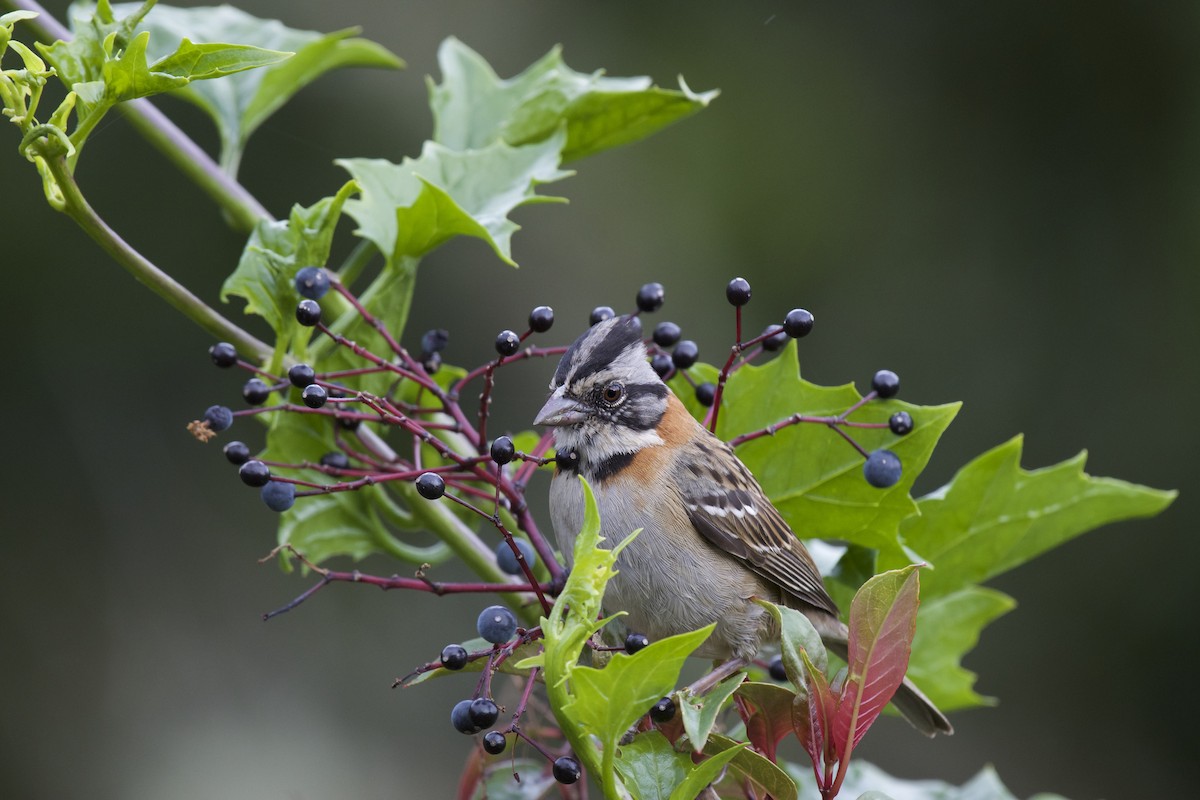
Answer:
xmin=681 ymin=445 xmax=840 ymax=618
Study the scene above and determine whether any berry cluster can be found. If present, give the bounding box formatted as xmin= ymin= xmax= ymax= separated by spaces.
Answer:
xmin=189 ymin=270 xmax=919 ymax=786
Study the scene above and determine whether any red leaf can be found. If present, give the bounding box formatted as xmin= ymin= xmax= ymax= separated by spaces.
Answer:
xmin=832 ymin=566 xmax=921 ymax=760
xmin=736 ymin=682 xmax=797 ymax=762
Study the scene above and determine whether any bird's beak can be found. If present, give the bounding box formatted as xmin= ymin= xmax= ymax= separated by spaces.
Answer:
xmin=534 ymin=394 xmax=588 ymax=427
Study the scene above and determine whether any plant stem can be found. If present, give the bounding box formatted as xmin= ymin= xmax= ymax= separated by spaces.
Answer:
xmin=3 ymin=0 xmax=273 ymax=232
xmin=44 ymin=155 xmax=272 ymax=358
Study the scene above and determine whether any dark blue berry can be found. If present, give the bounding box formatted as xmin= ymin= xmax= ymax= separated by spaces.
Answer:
xmin=555 ymin=450 xmax=579 ymax=472
xmin=288 ymin=364 xmax=315 ymax=389
xmin=469 ymin=698 xmax=500 ymax=728
xmin=768 ymin=655 xmax=787 ymax=682
xmin=672 ymin=340 xmax=699 ymax=370
xmin=209 ymin=342 xmax=237 ymax=368
xmin=440 ymin=644 xmax=468 ymax=670
xmin=239 ymin=459 xmax=270 ymax=487
xmin=624 ymin=633 xmax=650 ymax=654
xmin=482 ymin=730 xmax=507 ymax=755
xmin=552 ymin=756 xmax=581 ymax=785
xmin=589 ymin=306 xmax=615 ymax=326
xmin=320 ymin=451 xmax=349 ymax=470
xmin=223 ymin=441 xmax=250 ymax=465
xmin=476 ymin=605 xmax=517 ymax=643
xmin=653 ymin=321 xmax=681 ymax=347
xmin=649 ymin=697 xmax=676 ymax=723
xmin=495 ymin=538 xmax=536 ymax=575
xmin=695 ymin=383 xmax=716 ymax=407
xmin=301 ymin=384 xmax=327 ymax=409
xmin=261 ymin=480 xmax=296 ymax=512
xmin=726 ymin=277 xmax=752 ymax=306
xmin=636 ymin=282 xmax=665 ymax=313
xmin=863 ymin=449 xmax=902 ymax=488
xmin=242 ymin=378 xmax=270 ymax=405
xmin=761 ymin=325 xmax=788 ymax=351
xmin=872 ymin=370 xmax=900 ymax=399
xmin=204 ymin=405 xmax=233 ymax=432
xmin=495 ymin=330 xmax=520 ymax=357
xmin=415 ymin=472 xmax=445 ymax=500
xmin=294 ymin=266 xmax=330 ymax=300
xmin=650 ymin=353 xmax=673 ymax=379
xmin=295 ymin=299 xmax=322 ymax=326
xmin=451 ymin=699 xmax=483 ymax=734
xmin=889 ymin=411 xmax=914 ymax=436
xmin=337 ymin=412 xmax=360 ymax=431
xmin=420 ymin=328 xmax=449 ymax=356
xmin=422 ymin=351 xmax=442 ymax=374
xmin=783 ymin=308 xmax=814 ymax=338
xmin=490 ymin=436 xmax=515 ymax=465
xmin=528 ymin=306 xmax=554 ymax=333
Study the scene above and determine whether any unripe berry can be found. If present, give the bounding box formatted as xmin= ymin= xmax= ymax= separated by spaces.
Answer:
xmin=204 ymin=405 xmax=233 ymax=432
xmin=528 ymin=306 xmax=554 ymax=333
xmin=223 ymin=441 xmax=250 ymax=465
xmin=261 ymin=480 xmax=296 ymax=512
xmin=726 ymin=277 xmax=752 ymax=306
xmin=872 ymin=370 xmax=900 ymax=399
xmin=295 ymin=299 xmax=321 ymax=326
xmin=672 ymin=340 xmax=699 ymax=370
xmin=239 ymin=459 xmax=270 ymax=487
xmin=294 ymin=266 xmax=330 ymax=300
xmin=209 ymin=342 xmax=237 ymax=368
xmin=589 ymin=306 xmax=615 ymax=326
xmin=415 ymin=472 xmax=445 ymax=499
xmin=636 ymin=282 xmax=665 ymax=313
xmin=783 ymin=308 xmax=814 ymax=338
xmin=288 ymin=364 xmax=315 ymax=389
xmin=495 ymin=330 xmax=520 ymax=357
xmin=242 ymin=378 xmax=270 ymax=405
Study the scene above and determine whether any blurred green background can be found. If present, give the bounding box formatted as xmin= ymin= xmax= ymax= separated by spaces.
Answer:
xmin=2 ymin=1 xmax=1195 ymax=797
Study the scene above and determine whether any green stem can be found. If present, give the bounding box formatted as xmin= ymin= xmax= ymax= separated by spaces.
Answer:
xmin=43 ymin=154 xmax=271 ymax=358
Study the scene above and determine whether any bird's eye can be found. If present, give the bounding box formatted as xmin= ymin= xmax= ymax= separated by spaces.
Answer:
xmin=602 ymin=382 xmax=625 ymax=404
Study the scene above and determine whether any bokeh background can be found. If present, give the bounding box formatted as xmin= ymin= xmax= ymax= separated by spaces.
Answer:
xmin=2 ymin=1 xmax=1196 ymax=797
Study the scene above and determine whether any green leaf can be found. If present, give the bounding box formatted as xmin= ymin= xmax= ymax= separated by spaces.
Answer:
xmin=907 ymin=586 xmax=1015 ymax=711
xmin=113 ymin=2 xmax=402 ymax=173
xmin=430 ymin=38 xmax=717 ymax=162
xmin=755 ymin=599 xmax=827 ymax=687
xmin=336 ymin=132 xmax=572 ymax=269
xmin=701 ymin=733 xmax=798 ymax=800
xmin=833 ymin=565 xmax=921 ymax=756
xmin=677 ymin=672 xmax=744 ymax=752
xmin=715 ymin=342 xmax=960 ymax=560
xmin=883 ymin=435 xmax=1177 ymax=599
xmin=667 ymin=741 xmax=747 ymax=800
xmin=613 ymin=731 xmax=692 ymax=800
xmin=474 ymin=758 xmax=557 ymax=800
xmin=402 ymin=637 xmax=542 ymax=688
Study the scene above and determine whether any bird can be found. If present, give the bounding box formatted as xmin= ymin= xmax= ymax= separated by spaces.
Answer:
xmin=534 ymin=314 xmax=952 ymax=736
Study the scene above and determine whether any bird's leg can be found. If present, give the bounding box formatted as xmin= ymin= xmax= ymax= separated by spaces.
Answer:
xmin=686 ymin=656 xmax=749 ymax=696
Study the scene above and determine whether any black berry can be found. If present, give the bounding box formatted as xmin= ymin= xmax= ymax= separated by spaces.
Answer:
xmin=320 ymin=451 xmax=350 ymax=470
xmin=301 ymin=384 xmax=327 ymax=409
xmin=761 ymin=325 xmax=788 ymax=352
xmin=204 ymin=405 xmax=233 ymax=432
xmin=889 ymin=411 xmax=914 ymax=436
xmin=223 ymin=441 xmax=250 ymax=465
xmin=495 ymin=330 xmax=520 ymax=357
xmin=294 ymin=266 xmax=331 ymax=300
xmin=783 ymin=308 xmax=815 ymax=338
xmin=863 ymin=449 xmax=902 ymax=488
xmin=528 ymin=306 xmax=554 ymax=333
xmin=653 ymin=321 xmax=682 ymax=348
xmin=415 ymin=472 xmax=445 ymax=500
xmin=295 ymin=299 xmax=322 ymax=326
xmin=288 ymin=363 xmax=315 ymax=388
xmin=440 ymin=644 xmax=469 ymax=670
xmin=476 ymin=605 xmax=517 ymax=644
xmin=695 ymin=383 xmax=716 ymax=407
xmin=589 ymin=306 xmax=615 ymax=326
xmin=451 ymin=699 xmax=483 ymax=734
xmin=496 ymin=538 xmax=536 ymax=575
xmin=555 ymin=449 xmax=579 ymax=472
xmin=872 ymin=370 xmax=900 ymax=399
xmin=768 ymin=655 xmax=787 ymax=682
xmin=337 ymin=413 xmax=360 ymax=431
xmin=261 ymin=481 xmax=296 ymax=512
xmin=490 ymin=436 xmax=515 ymax=465
xmin=649 ymin=696 xmax=676 ymax=723
xmin=422 ymin=350 xmax=442 ymax=375
xmin=239 ymin=459 xmax=270 ymax=487
xmin=726 ymin=277 xmax=752 ymax=306
xmin=209 ymin=342 xmax=237 ymax=368
xmin=552 ymin=756 xmax=581 ymax=785
xmin=469 ymin=698 xmax=500 ymax=728
xmin=672 ymin=340 xmax=699 ymax=370
xmin=636 ymin=282 xmax=665 ymax=313
xmin=420 ymin=328 xmax=449 ymax=357
xmin=242 ymin=378 xmax=270 ymax=405
xmin=650 ymin=353 xmax=673 ymax=379
xmin=482 ymin=730 xmax=507 ymax=755
xmin=624 ymin=633 xmax=650 ymax=654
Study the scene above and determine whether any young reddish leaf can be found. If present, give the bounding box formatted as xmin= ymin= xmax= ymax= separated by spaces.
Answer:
xmin=832 ymin=565 xmax=922 ymax=760
xmin=795 ymin=648 xmax=837 ymax=789
xmin=735 ymin=681 xmax=797 ymax=763
xmin=455 ymin=745 xmax=485 ymax=800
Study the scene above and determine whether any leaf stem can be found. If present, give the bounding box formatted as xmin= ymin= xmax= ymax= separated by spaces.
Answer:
xmin=42 ymin=155 xmax=272 ymax=358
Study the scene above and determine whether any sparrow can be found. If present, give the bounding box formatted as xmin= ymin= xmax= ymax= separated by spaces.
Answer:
xmin=534 ymin=315 xmax=952 ymax=736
